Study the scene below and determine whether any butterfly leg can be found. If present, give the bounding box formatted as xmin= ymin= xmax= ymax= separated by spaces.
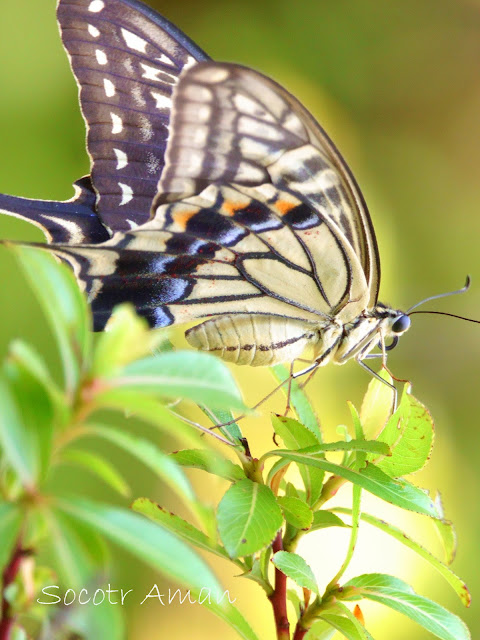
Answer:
xmin=211 ymin=376 xmax=296 ymax=429
xmin=167 ymin=409 xmax=238 ymax=445
xmin=298 ymin=363 xmax=321 ymax=390
xmin=282 ymin=360 xmax=296 ymax=417
xmin=211 ymin=360 xmax=321 ymax=429
xmin=356 ymin=358 xmax=398 ymax=410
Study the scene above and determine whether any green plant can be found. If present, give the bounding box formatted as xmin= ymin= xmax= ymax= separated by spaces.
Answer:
xmin=0 ymin=247 xmax=471 ymax=640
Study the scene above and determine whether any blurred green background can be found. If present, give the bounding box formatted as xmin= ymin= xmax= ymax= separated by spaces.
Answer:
xmin=0 ymin=0 xmax=479 ymax=638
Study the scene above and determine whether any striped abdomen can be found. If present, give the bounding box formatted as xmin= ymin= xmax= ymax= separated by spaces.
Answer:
xmin=185 ymin=314 xmax=319 ymax=366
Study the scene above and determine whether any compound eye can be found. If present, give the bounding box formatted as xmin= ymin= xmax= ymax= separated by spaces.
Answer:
xmin=391 ymin=314 xmax=411 ymax=334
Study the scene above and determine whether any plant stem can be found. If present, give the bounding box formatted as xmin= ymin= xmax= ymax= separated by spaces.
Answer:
xmin=292 ymin=623 xmax=308 ymax=640
xmin=0 ymin=537 xmax=29 ymax=640
xmin=284 ymin=475 xmax=348 ymax=553
xmin=268 ymin=531 xmax=290 ymax=640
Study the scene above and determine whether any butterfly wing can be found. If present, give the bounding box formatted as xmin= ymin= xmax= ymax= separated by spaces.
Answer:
xmin=57 ymin=0 xmax=209 ymax=231
xmin=0 ymin=0 xmax=209 ymax=242
xmin=157 ymin=62 xmax=380 ymax=308
xmin=1 ymin=2 xmax=379 ymax=337
xmin=46 ymin=174 xmax=369 ymax=331
xmin=0 ymin=176 xmax=110 ymax=244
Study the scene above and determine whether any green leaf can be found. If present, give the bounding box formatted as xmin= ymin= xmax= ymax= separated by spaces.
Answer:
xmin=201 ymin=405 xmax=244 ymax=442
xmin=85 ymin=425 xmax=202 ymax=517
xmin=58 ymin=500 xmax=259 ymax=640
xmin=272 ymin=415 xmax=324 ymax=505
xmin=266 ymin=457 xmax=291 ymax=493
xmin=332 ymin=508 xmax=470 ymax=606
xmin=271 ymin=365 xmax=322 ymax=441
xmin=133 ymin=498 xmax=230 ymax=561
xmin=10 ymin=627 xmax=28 ymax=640
xmin=345 ymin=573 xmax=471 ymax=640
xmin=170 ymin=448 xmax=245 ymax=482
xmin=330 ymin=481 xmax=362 ymax=588
xmin=106 ymin=350 xmax=246 ymax=410
xmin=47 ymin=509 xmax=106 ymax=586
xmin=348 ymin=403 xmax=367 ymax=468
xmin=432 ymin=493 xmax=457 ymax=564
xmin=372 ymin=389 xmax=434 ymax=476
xmin=304 ymin=619 xmax=337 ymax=639
xmin=11 ymin=246 xmax=91 ymax=394
xmin=7 ymin=340 xmax=67 ymax=421
xmin=360 ymin=369 xmax=394 ymax=439
xmin=92 ymin=389 xmax=205 ymax=447
xmin=239 ymin=556 xmax=271 ymax=592
xmin=310 ymin=511 xmax=349 ymax=532
xmin=0 ymin=374 xmax=34 ymax=487
xmin=4 ymin=356 xmax=56 ymax=483
xmin=0 ymin=364 xmax=54 ymax=487
xmin=359 ymin=464 xmax=437 ymax=515
xmin=199 ymin=599 xmax=260 ymax=640
xmin=287 ymin=588 xmax=302 ymax=620
xmin=272 ymin=550 xmax=319 ymax=594
xmin=217 ymin=479 xmax=283 ymax=558
xmin=0 ymin=503 xmax=22 ymax=570
xmin=331 ymin=601 xmax=376 ymax=639
xmin=60 ymin=448 xmax=130 ymax=497
xmin=298 ymin=440 xmax=390 ymax=455
xmin=69 ymin=600 xmax=125 ymax=640
xmin=152 ymin=336 xmax=175 ymax=353
xmin=277 ymin=496 xmax=313 ymax=529
xmin=91 ymin=304 xmax=165 ymax=377
xmin=314 ymin=613 xmax=372 ymax=640
xmin=265 ymin=451 xmax=438 ymax=517
xmin=57 ymin=497 xmax=222 ymax=594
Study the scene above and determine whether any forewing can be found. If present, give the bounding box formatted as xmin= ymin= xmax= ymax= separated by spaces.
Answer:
xmin=57 ymin=0 xmax=209 ymax=232
xmin=156 ymin=62 xmax=380 ymax=307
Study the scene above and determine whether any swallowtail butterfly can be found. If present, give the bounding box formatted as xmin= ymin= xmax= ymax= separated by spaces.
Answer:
xmin=0 ymin=0 xmax=416 ymax=384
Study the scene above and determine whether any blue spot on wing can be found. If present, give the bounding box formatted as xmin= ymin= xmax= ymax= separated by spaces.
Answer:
xmin=282 ymin=204 xmax=322 ymax=230
xmin=233 ymin=202 xmax=283 ymax=233
xmin=184 ymin=209 xmax=248 ymax=245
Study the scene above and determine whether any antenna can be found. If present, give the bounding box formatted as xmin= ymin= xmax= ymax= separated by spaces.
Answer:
xmin=407 ymin=276 xmax=471 ymax=313
xmin=408 ymin=310 xmax=480 ymax=324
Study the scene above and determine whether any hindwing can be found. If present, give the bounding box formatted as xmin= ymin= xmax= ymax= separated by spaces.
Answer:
xmin=47 ymin=180 xmax=368 ymax=330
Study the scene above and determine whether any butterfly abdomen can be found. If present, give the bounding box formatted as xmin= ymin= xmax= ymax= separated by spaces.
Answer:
xmin=185 ymin=314 xmax=318 ymax=366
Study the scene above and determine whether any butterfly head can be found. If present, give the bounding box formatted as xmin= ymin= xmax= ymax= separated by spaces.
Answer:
xmin=378 ymin=309 xmax=411 ymax=355
xmin=373 ymin=304 xmax=411 ymax=335
xmin=357 ymin=304 xmax=412 ymax=360
xmin=387 ymin=311 xmax=411 ymax=336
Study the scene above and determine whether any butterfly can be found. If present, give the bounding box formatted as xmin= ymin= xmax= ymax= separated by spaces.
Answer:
xmin=0 ymin=0 xmax=415 ymax=389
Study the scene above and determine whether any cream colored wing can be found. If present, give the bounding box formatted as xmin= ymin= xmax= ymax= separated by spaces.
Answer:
xmin=155 ymin=61 xmax=380 ymax=308
xmin=43 ymin=176 xmax=367 ymax=331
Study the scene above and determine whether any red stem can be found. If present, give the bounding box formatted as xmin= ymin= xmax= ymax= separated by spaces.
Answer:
xmin=292 ymin=623 xmax=308 ymax=640
xmin=268 ymin=531 xmax=290 ymax=640
xmin=0 ymin=538 xmax=28 ymax=640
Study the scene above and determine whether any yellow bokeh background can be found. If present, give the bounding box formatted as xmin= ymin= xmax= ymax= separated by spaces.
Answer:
xmin=0 ymin=0 xmax=479 ymax=638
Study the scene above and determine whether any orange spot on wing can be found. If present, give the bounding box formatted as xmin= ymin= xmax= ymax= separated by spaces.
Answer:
xmin=172 ymin=209 xmax=198 ymax=230
xmin=275 ymin=199 xmax=296 ymax=215
xmin=222 ymin=200 xmax=244 ymax=216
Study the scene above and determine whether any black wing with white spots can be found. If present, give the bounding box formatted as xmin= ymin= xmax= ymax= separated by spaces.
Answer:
xmin=57 ymin=0 xmax=209 ymax=231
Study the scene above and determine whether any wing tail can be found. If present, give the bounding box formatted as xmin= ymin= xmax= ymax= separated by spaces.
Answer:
xmin=0 ymin=176 xmax=110 ymax=245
